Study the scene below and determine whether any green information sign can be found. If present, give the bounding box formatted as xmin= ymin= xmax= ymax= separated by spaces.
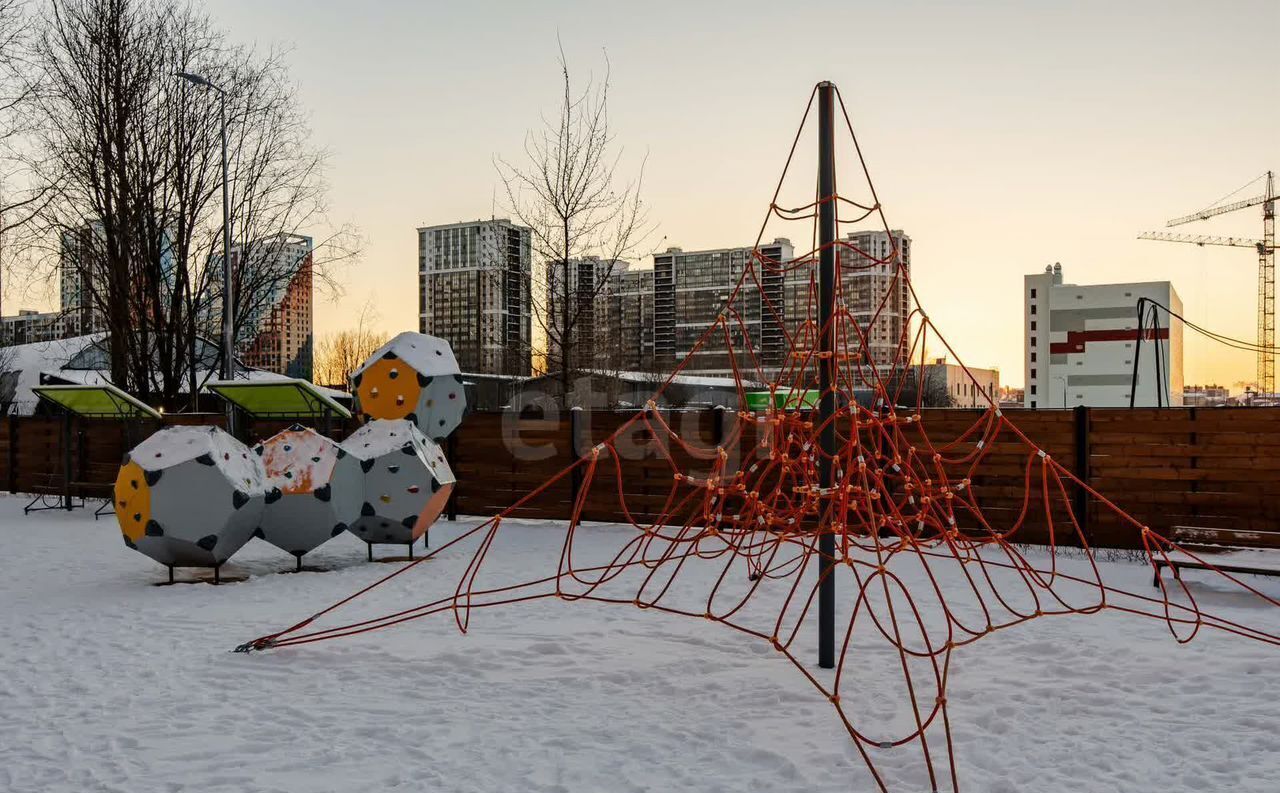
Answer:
xmin=744 ymin=390 xmax=819 ymax=411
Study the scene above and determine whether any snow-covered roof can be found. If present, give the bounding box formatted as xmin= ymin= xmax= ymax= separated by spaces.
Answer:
xmin=0 ymin=334 xmax=106 ymax=416
xmin=0 ymin=332 xmax=348 ymax=415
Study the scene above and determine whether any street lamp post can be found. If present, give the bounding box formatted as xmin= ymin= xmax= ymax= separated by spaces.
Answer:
xmin=176 ymin=71 xmax=236 ymax=433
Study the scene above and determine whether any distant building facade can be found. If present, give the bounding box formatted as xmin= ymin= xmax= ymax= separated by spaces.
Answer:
xmin=785 ymin=230 xmax=912 ymax=371
xmin=922 ymin=358 xmax=1000 ymax=408
xmin=59 ymin=225 xmax=108 ymax=337
xmin=0 ymin=310 xmax=74 ymax=346
xmin=235 ymin=234 xmax=314 ymax=380
xmin=652 ymin=239 xmax=792 ymax=377
xmin=419 ymin=219 xmax=531 ymax=376
xmin=1024 ymin=263 xmax=1183 ymax=408
xmin=534 ymin=231 xmax=915 ymax=380
xmin=1182 ymin=383 xmax=1229 ymax=407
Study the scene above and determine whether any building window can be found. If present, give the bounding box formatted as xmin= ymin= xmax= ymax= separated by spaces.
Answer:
xmin=1030 ymin=385 xmax=1037 ymax=395
xmin=1030 ymin=320 xmax=1037 ymax=331
xmin=1031 ymin=400 xmax=1037 ymax=408
xmin=1030 ymin=336 xmax=1036 ymax=346
xmin=1030 ymin=368 xmax=1037 ymax=378
xmin=1030 ymin=304 xmax=1037 ymax=315
xmin=1031 ymin=351 xmax=1037 ymax=362
xmin=1030 ymin=288 xmax=1037 ymax=298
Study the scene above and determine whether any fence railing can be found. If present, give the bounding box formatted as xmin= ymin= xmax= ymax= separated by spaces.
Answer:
xmin=4 ymin=407 xmax=1278 ymax=550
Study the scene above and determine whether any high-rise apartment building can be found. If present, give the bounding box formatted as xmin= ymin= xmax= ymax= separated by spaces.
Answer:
xmin=418 ymin=219 xmax=532 ymax=376
xmin=236 ymin=234 xmax=314 ymax=380
xmin=204 ymin=233 xmax=314 ymax=379
xmin=1024 ymin=263 xmax=1183 ymax=408
xmin=604 ymin=265 xmax=655 ymax=372
xmin=59 ymin=224 xmax=108 ymax=337
xmin=652 ymin=239 xmax=792 ymax=377
xmin=546 ymin=256 xmax=625 ymax=372
xmin=783 ymin=230 xmax=912 ymax=371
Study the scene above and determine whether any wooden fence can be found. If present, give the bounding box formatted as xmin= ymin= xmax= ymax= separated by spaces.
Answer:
xmin=3 ymin=408 xmax=1278 ymax=550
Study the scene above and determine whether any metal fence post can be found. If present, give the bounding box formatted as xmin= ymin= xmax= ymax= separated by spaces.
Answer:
xmin=6 ymin=418 xmax=17 ymax=494
xmin=445 ymin=428 xmax=459 ymax=522
xmin=569 ymin=406 xmax=583 ymax=507
xmin=1072 ymin=404 xmax=1091 ymax=544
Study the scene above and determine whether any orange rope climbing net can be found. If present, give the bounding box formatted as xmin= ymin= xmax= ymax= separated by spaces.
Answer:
xmin=239 ymin=84 xmax=1280 ymax=792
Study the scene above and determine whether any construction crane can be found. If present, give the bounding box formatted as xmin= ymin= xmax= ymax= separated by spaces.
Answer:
xmin=1138 ymin=171 xmax=1278 ymax=394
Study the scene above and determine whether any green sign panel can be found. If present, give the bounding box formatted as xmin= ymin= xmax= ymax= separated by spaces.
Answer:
xmin=744 ymin=390 xmax=819 ymax=411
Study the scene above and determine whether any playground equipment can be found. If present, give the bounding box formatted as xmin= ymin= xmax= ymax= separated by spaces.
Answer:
xmin=115 ymin=425 xmax=267 ymax=583
xmin=340 ymin=418 xmax=455 ymax=559
xmin=236 ymin=82 xmax=1280 ymax=791
xmin=254 ymin=424 xmax=364 ymax=571
xmin=351 ymin=332 xmax=467 ymax=441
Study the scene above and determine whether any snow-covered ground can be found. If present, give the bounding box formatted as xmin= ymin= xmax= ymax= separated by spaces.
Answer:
xmin=2 ymin=493 xmax=1279 ymax=793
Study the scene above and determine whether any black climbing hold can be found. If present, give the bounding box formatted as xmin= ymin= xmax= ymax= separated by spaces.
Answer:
xmin=405 ymin=412 xmax=418 ymax=425
xmin=195 ymin=453 xmax=215 ymax=466
xmin=331 ymin=523 xmax=348 ymax=537
xmin=232 ymin=490 xmax=250 ymax=509
xmin=356 ymin=524 xmax=367 ymax=533
xmin=361 ymin=502 xmax=375 ymax=516
xmin=144 ymin=469 xmax=163 ymax=486
xmin=417 ymin=373 xmax=431 ymax=387
xmin=122 ymin=536 xmax=136 ymax=549
xmin=360 ymin=458 xmax=375 ymax=473
xmin=400 ymin=443 xmax=416 ymax=456
xmin=431 ymin=479 xmax=441 ymax=493
xmin=388 ymin=369 xmax=399 ymax=379
xmin=313 ymin=483 xmax=331 ymax=502
xmin=311 ymin=456 xmax=321 ymax=463
xmin=254 ymin=445 xmax=264 ymax=456
xmin=382 ymin=350 xmax=399 ymax=360
xmin=252 ymin=527 xmax=266 ymax=539
xmin=351 ymin=373 xmax=363 ymax=388
xmin=121 ymin=453 xmax=131 ymax=465
xmin=265 ymin=487 xmax=283 ymax=504
xmin=336 ymin=448 xmax=348 ymax=459
xmin=290 ymin=422 xmax=305 ymax=431
xmin=401 ymin=515 xmax=417 ymax=528
xmin=453 ymin=373 xmax=464 ymax=384
xmin=130 ymin=479 xmax=138 ymax=490
xmin=145 ymin=520 xmax=164 ymax=536
xmin=387 ymin=464 xmax=401 ymax=474
xmin=438 ymin=419 xmax=446 ymax=427
xmin=196 ymin=534 xmax=218 ymax=551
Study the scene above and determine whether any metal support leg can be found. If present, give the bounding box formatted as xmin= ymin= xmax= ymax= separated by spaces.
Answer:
xmin=367 ymin=543 xmax=373 ymax=562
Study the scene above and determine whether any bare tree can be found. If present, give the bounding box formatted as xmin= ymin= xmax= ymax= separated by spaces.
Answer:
xmin=10 ymin=0 xmax=354 ymax=408
xmin=313 ymin=301 xmax=388 ymax=389
xmin=496 ymin=45 xmax=652 ymax=403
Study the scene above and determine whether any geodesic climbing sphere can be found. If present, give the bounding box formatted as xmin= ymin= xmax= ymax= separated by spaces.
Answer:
xmin=351 ymin=331 xmax=467 ymax=441
xmin=253 ymin=424 xmax=364 ymax=560
xmin=114 ymin=425 xmax=267 ymax=568
xmin=340 ymin=419 xmax=455 ymax=546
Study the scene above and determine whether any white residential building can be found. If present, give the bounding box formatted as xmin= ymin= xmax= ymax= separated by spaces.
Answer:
xmin=1024 ymin=263 xmax=1183 ymax=408
xmin=418 ymin=219 xmax=532 ymax=376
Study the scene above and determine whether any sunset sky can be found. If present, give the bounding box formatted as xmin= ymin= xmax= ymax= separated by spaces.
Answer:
xmin=200 ymin=0 xmax=1278 ymax=388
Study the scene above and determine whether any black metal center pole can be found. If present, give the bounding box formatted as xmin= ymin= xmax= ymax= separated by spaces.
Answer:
xmin=817 ymin=81 xmax=837 ymax=670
